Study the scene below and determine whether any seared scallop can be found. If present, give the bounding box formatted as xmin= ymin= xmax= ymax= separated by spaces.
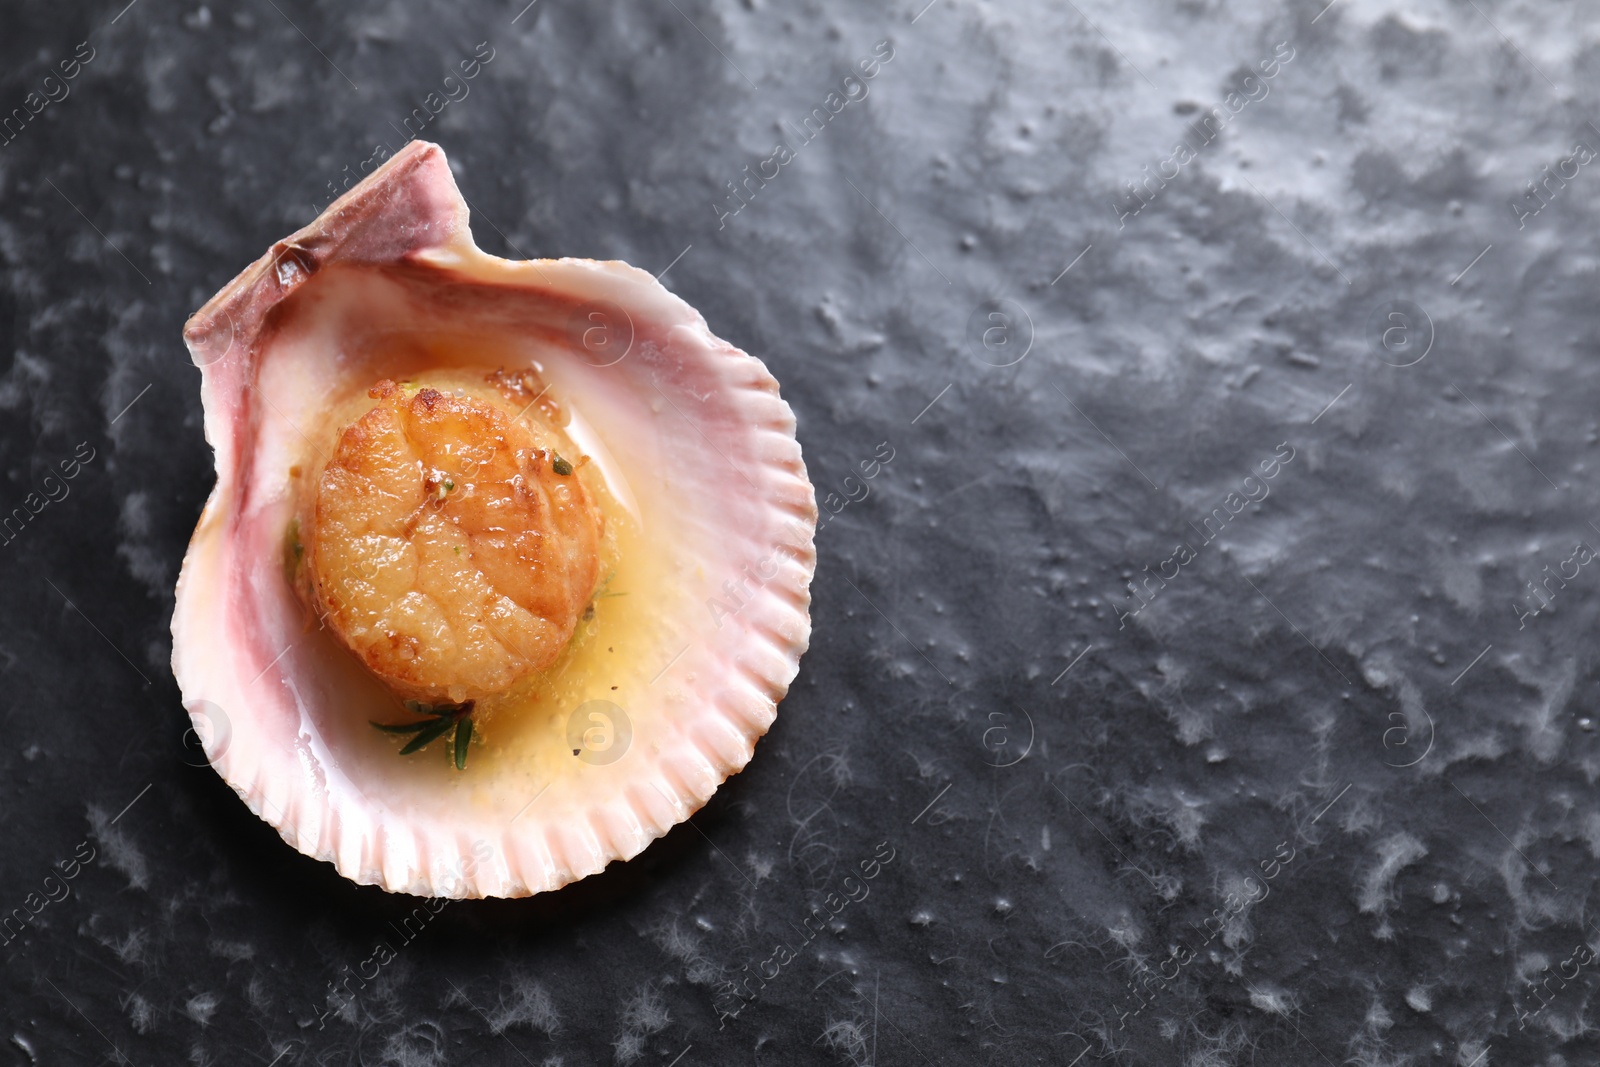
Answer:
xmin=305 ymin=379 xmax=603 ymax=706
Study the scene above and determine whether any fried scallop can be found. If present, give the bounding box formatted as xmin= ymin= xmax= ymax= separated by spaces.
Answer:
xmin=306 ymin=379 xmax=603 ymax=706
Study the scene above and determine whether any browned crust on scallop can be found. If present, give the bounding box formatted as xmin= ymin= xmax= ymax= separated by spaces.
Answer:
xmin=304 ymin=380 xmax=603 ymax=705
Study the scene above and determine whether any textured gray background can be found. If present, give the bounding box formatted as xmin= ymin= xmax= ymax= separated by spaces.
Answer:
xmin=3 ymin=0 xmax=1599 ymax=1063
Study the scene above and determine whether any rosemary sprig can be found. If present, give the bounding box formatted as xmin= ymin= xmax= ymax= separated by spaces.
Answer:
xmin=398 ymin=717 xmax=456 ymax=755
xmin=370 ymin=700 xmax=476 ymax=768
xmin=370 ymin=720 xmax=433 ymax=735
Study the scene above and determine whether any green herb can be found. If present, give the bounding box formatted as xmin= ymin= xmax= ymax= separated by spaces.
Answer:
xmin=591 ymin=568 xmax=627 ymax=602
xmin=284 ymin=518 xmax=304 ymax=578
xmin=552 ymin=453 xmax=573 ymax=476
xmin=398 ymin=718 xmax=456 ymax=754
xmin=371 ymin=720 xmax=434 ymax=735
xmin=444 ymin=480 xmax=455 ymax=491
xmin=371 ymin=700 xmax=476 ymax=768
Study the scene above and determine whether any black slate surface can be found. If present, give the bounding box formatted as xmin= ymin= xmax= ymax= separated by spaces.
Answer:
xmin=4 ymin=0 xmax=1600 ymax=1063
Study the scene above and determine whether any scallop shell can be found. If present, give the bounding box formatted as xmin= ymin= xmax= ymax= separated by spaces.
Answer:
xmin=173 ymin=141 xmax=817 ymax=897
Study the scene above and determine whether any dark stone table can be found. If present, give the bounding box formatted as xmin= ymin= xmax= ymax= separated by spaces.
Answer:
xmin=3 ymin=0 xmax=1597 ymax=1063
